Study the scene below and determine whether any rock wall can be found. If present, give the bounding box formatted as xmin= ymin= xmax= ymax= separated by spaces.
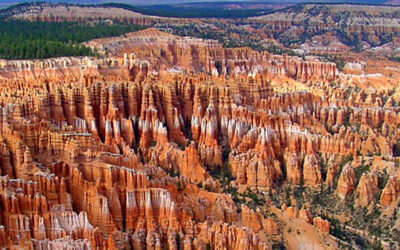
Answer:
xmin=85 ymin=28 xmax=337 ymax=82
xmin=0 ymin=27 xmax=398 ymax=249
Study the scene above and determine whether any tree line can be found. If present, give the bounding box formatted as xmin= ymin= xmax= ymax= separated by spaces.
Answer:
xmin=0 ymin=19 xmax=143 ymax=59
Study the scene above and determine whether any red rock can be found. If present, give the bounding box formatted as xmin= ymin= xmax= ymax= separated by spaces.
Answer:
xmin=299 ymin=208 xmax=313 ymax=223
xmin=336 ymin=164 xmax=356 ymax=199
xmin=355 ymin=171 xmax=379 ymax=206
xmin=303 ymin=154 xmax=322 ymax=187
xmin=0 ymin=24 xmax=396 ymax=250
xmin=284 ymin=151 xmax=302 ymax=185
xmin=380 ymin=176 xmax=400 ymax=207
xmin=313 ymin=217 xmax=330 ymax=234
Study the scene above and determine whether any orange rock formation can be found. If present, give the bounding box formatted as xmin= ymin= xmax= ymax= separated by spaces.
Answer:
xmin=0 ymin=27 xmax=398 ymax=249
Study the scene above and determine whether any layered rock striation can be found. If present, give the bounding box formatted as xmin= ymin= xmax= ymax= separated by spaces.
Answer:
xmin=0 ymin=28 xmax=398 ymax=249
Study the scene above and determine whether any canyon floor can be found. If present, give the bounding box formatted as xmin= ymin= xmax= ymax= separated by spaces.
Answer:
xmin=0 ymin=2 xmax=399 ymax=250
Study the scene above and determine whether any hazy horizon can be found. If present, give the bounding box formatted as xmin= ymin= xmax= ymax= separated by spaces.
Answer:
xmin=0 ymin=0 xmax=392 ymax=8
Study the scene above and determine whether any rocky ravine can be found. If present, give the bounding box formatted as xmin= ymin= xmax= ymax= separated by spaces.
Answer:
xmin=0 ymin=28 xmax=398 ymax=249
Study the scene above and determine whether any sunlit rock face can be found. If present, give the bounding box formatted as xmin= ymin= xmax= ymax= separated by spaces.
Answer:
xmin=0 ymin=27 xmax=399 ymax=249
xmin=84 ymin=28 xmax=338 ymax=82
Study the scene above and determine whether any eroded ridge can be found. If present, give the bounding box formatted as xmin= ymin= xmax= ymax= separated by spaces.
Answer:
xmin=0 ymin=28 xmax=398 ymax=249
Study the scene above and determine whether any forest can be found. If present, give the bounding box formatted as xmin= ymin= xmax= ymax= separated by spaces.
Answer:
xmin=0 ymin=19 xmax=143 ymax=59
xmin=98 ymin=2 xmax=274 ymax=18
